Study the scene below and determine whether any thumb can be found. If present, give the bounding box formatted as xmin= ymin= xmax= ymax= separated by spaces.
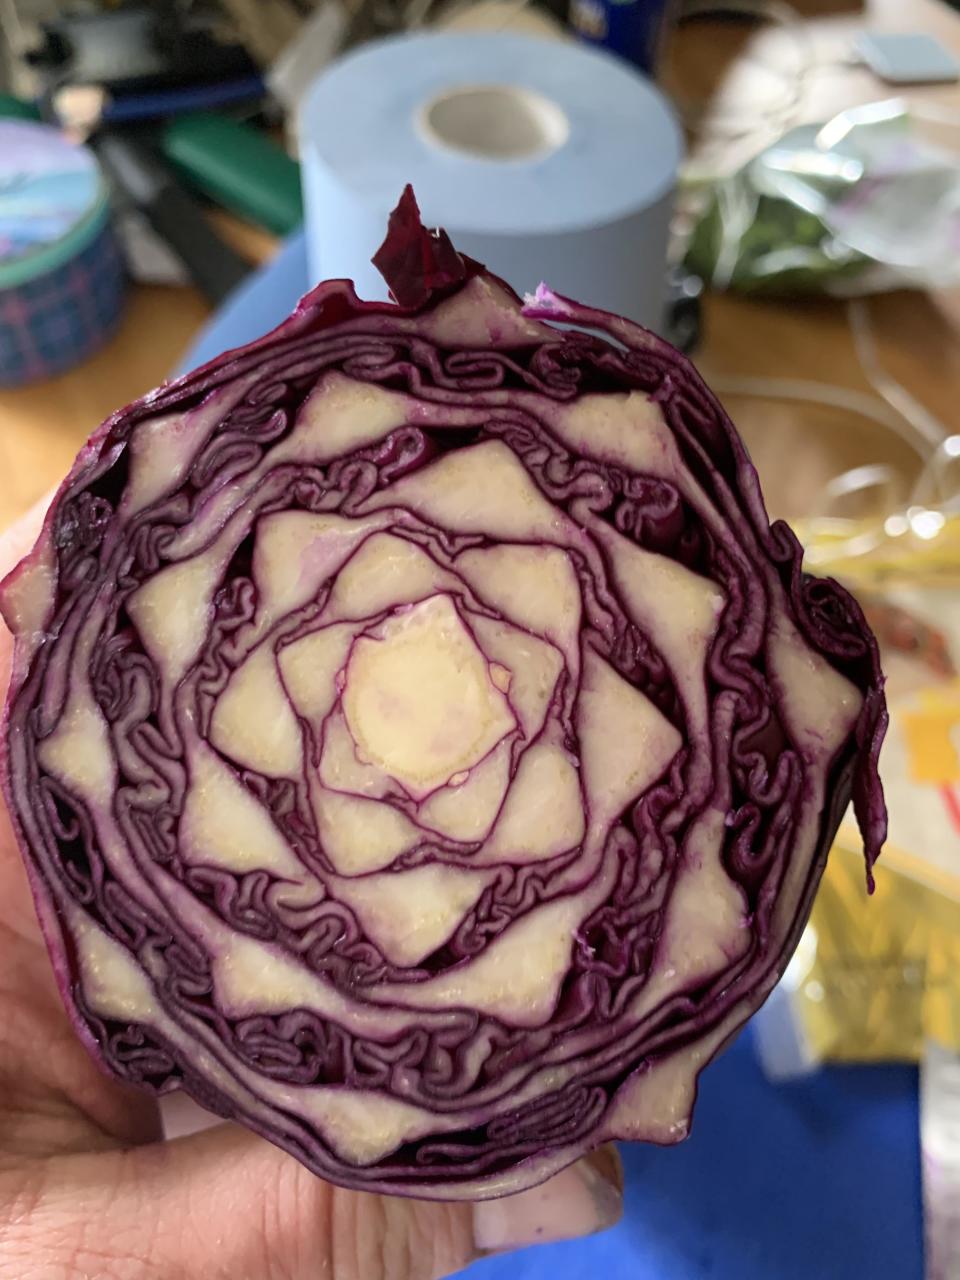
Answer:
xmin=14 ymin=1122 xmax=623 ymax=1280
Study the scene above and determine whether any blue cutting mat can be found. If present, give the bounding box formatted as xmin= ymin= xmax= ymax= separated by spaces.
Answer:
xmin=182 ymin=235 xmax=923 ymax=1280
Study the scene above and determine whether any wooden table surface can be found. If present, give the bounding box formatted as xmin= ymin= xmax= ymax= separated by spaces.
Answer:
xmin=2 ymin=0 xmax=959 ymax=530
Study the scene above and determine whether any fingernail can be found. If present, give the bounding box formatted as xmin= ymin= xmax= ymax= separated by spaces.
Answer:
xmin=472 ymin=1146 xmax=623 ymax=1253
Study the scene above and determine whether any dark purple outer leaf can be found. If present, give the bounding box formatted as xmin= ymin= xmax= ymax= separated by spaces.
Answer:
xmin=372 ymin=184 xmax=472 ymax=308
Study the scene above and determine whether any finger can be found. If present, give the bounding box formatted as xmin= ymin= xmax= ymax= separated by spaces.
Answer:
xmin=0 ymin=488 xmax=54 ymax=576
xmin=473 ymin=1143 xmax=623 ymax=1252
xmin=0 ymin=488 xmax=56 ymax=693
xmin=11 ymin=1125 xmax=622 ymax=1280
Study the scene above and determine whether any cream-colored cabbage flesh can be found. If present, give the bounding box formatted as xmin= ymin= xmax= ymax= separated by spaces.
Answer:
xmin=339 ymin=595 xmax=516 ymax=798
xmin=122 ymin=374 xmax=260 ymax=517
xmin=210 ymin=641 xmax=304 ymax=777
xmin=69 ymin=904 xmax=468 ymax=1166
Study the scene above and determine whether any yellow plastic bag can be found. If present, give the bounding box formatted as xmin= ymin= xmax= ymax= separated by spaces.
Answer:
xmin=779 ymin=514 xmax=960 ymax=1063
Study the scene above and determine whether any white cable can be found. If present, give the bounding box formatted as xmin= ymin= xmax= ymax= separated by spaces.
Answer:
xmin=912 ymin=435 xmax=960 ymax=513
xmin=712 ymin=370 xmax=959 ymax=550
xmin=713 ymin=295 xmax=955 ymax=502
xmin=708 ymin=374 xmax=933 ymax=463
xmin=847 ymin=298 xmax=948 ymax=452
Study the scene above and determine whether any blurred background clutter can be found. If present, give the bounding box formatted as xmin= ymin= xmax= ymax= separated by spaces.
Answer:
xmin=3 ymin=1 xmax=960 ymax=1277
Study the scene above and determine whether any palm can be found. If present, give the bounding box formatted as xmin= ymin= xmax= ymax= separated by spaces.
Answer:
xmin=0 ymin=722 xmax=161 ymax=1160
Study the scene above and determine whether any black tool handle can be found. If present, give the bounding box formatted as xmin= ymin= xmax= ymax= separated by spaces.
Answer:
xmin=97 ymin=132 xmax=250 ymax=304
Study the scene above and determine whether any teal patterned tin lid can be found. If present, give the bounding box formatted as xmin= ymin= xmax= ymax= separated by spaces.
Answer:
xmin=0 ymin=120 xmax=111 ymax=290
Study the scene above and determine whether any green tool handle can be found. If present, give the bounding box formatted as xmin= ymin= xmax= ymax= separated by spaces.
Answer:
xmin=160 ymin=113 xmax=303 ymax=237
xmin=0 ymin=94 xmax=41 ymax=121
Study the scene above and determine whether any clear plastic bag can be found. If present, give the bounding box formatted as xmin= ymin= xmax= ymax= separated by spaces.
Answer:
xmin=685 ymin=99 xmax=960 ymax=297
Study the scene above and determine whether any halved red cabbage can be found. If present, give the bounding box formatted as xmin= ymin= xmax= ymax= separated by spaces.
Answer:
xmin=0 ymin=189 xmax=886 ymax=1199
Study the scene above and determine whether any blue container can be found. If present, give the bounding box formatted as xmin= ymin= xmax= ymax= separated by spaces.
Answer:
xmin=570 ymin=0 xmax=674 ymax=74
xmin=0 ymin=121 xmax=126 ymax=386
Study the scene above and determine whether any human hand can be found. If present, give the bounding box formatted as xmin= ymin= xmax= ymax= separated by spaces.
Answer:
xmin=0 ymin=499 xmax=623 ymax=1280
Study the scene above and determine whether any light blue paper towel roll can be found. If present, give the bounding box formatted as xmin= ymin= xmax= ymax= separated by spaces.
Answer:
xmin=300 ymin=32 xmax=682 ymax=330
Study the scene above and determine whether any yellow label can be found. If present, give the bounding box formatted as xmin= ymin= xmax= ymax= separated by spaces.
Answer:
xmin=899 ymin=681 xmax=960 ymax=786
